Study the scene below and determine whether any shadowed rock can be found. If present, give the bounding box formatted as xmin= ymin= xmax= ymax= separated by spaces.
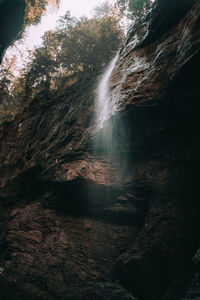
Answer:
xmin=0 ymin=0 xmax=25 ymax=62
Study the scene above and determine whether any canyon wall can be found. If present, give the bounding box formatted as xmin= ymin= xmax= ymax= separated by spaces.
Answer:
xmin=110 ymin=1 xmax=200 ymax=299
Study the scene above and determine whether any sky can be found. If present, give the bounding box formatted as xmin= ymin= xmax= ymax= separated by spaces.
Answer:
xmin=3 ymin=0 xmax=115 ymax=72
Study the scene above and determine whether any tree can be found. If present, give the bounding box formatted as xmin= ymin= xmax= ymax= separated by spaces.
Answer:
xmin=22 ymin=11 xmax=123 ymax=95
xmin=58 ymin=16 xmax=123 ymax=73
xmin=0 ymin=68 xmax=11 ymax=104
xmin=24 ymin=46 xmax=57 ymax=97
xmin=115 ymin=0 xmax=152 ymax=19
xmin=57 ymin=11 xmax=77 ymax=30
xmin=0 ymin=9 xmax=124 ymax=123
xmin=93 ymin=1 xmax=113 ymax=18
xmin=129 ymin=0 xmax=152 ymax=17
xmin=24 ymin=0 xmax=60 ymax=26
xmin=0 ymin=66 xmax=18 ymax=123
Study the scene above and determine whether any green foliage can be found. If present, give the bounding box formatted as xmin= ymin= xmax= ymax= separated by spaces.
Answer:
xmin=0 ymin=67 xmax=23 ymax=123
xmin=93 ymin=1 xmax=112 ymax=18
xmin=59 ymin=16 xmax=122 ymax=72
xmin=0 ymin=68 xmax=11 ymax=103
xmin=129 ymin=0 xmax=151 ymax=17
xmin=23 ymin=12 xmax=123 ymax=96
xmin=57 ymin=11 xmax=77 ymax=30
xmin=116 ymin=0 xmax=152 ymax=19
xmin=0 ymin=9 xmax=123 ymax=123
xmin=24 ymin=46 xmax=57 ymax=97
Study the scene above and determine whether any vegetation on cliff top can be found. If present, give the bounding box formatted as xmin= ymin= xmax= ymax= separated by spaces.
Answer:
xmin=0 ymin=5 xmax=123 ymax=123
xmin=116 ymin=0 xmax=152 ymax=18
xmin=24 ymin=12 xmax=123 ymax=94
xmin=0 ymin=0 xmax=151 ymax=124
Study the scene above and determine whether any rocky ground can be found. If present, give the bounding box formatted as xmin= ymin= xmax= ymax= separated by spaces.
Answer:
xmin=0 ymin=201 xmax=137 ymax=299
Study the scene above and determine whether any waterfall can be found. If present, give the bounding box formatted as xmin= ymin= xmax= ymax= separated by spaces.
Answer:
xmin=96 ymin=53 xmax=119 ymax=130
xmin=92 ymin=51 xmax=129 ymax=184
xmin=124 ymin=0 xmax=130 ymax=33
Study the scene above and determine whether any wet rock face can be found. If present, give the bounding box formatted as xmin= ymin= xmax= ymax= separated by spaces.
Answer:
xmin=110 ymin=1 xmax=200 ymax=299
xmin=0 ymin=74 xmax=140 ymax=299
xmin=0 ymin=0 xmax=200 ymax=299
xmin=140 ymin=0 xmax=197 ymax=47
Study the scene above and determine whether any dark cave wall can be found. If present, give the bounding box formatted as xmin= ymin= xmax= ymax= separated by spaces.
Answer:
xmin=0 ymin=0 xmax=25 ymax=62
xmin=111 ymin=1 xmax=200 ymax=299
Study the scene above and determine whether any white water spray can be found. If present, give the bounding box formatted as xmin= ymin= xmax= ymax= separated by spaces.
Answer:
xmin=93 ymin=52 xmax=129 ymax=183
xmin=96 ymin=53 xmax=119 ymax=130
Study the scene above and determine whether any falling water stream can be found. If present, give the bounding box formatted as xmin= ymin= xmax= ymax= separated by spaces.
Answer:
xmin=96 ymin=53 xmax=119 ymax=130
xmin=93 ymin=52 xmax=129 ymax=183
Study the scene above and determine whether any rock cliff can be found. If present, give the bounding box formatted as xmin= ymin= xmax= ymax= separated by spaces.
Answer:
xmin=0 ymin=0 xmax=25 ymax=62
xmin=0 ymin=0 xmax=200 ymax=299
xmin=111 ymin=1 xmax=200 ymax=299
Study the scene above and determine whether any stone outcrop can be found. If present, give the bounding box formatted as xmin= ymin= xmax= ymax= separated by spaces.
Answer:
xmin=0 ymin=0 xmax=200 ymax=299
xmin=0 ymin=0 xmax=25 ymax=62
xmin=0 ymin=72 xmax=141 ymax=299
xmin=110 ymin=1 xmax=200 ymax=299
